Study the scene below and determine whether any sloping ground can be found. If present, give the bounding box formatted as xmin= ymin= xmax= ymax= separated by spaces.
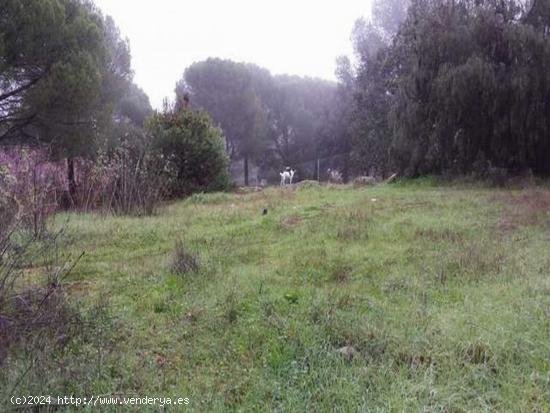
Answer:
xmin=7 ymin=182 xmax=550 ymax=411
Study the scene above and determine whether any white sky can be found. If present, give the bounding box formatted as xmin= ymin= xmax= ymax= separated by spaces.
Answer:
xmin=93 ymin=0 xmax=372 ymax=109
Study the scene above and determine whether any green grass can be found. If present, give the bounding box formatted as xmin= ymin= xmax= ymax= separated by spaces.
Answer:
xmin=9 ymin=182 xmax=550 ymax=411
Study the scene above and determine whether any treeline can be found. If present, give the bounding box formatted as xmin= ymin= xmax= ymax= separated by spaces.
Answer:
xmin=339 ymin=0 xmax=550 ymax=178
xmin=174 ymin=0 xmax=550 ymax=184
xmin=178 ymin=59 xmax=336 ymax=184
xmin=2 ymin=0 xmax=550 ymax=218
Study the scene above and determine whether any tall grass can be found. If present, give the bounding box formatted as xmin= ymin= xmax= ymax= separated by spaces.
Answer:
xmin=2 ymin=183 xmax=549 ymax=411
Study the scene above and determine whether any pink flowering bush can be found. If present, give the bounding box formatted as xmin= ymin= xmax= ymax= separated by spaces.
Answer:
xmin=0 ymin=148 xmax=65 ymax=236
xmin=0 ymin=141 xmax=166 ymax=223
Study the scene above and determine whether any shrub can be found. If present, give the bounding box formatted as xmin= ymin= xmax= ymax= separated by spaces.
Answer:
xmin=0 ymin=149 xmax=62 ymax=236
xmin=78 ymin=143 xmax=168 ymax=216
xmin=0 ymin=223 xmax=80 ymax=367
xmin=352 ymin=176 xmax=377 ymax=187
xmin=146 ymin=108 xmax=230 ymax=197
xmin=296 ymin=180 xmax=320 ymax=189
xmin=171 ymin=239 xmax=200 ymax=276
xmin=0 ymin=223 xmax=117 ymax=399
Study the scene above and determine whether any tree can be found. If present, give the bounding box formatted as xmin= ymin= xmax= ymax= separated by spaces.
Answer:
xmin=332 ymin=0 xmax=411 ymax=178
xmin=181 ymin=59 xmax=335 ymax=183
xmin=0 ymin=0 xmax=136 ymax=203
xmin=264 ymin=75 xmax=335 ymax=177
xmin=116 ymin=83 xmax=153 ymax=127
xmin=146 ymin=107 xmax=230 ymax=196
xmin=0 ymin=0 xmax=105 ymax=143
xmin=319 ymin=56 xmax=355 ymax=181
xmin=386 ymin=0 xmax=550 ymax=176
xmin=179 ymin=58 xmax=268 ymax=185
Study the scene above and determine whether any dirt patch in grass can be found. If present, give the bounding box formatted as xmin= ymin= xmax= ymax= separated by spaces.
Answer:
xmin=65 ymin=280 xmax=96 ymax=295
xmin=495 ymin=189 xmax=550 ymax=232
xmin=282 ymin=215 xmax=304 ymax=228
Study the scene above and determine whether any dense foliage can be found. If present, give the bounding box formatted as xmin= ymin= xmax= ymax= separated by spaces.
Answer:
xmin=1 ymin=0 xmax=227 ymax=216
xmin=1 ymin=1 xmax=120 ymax=152
xmin=146 ymin=108 xmax=230 ymax=196
xmin=347 ymin=0 xmax=550 ymax=178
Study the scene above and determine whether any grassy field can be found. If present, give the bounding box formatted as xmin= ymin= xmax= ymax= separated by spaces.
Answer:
xmin=5 ymin=180 xmax=550 ymax=412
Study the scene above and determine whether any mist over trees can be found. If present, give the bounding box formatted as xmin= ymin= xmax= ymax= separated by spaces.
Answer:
xmin=342 ymin=0 xmax=550 ymax=178
xmin=179 ymin=58 xmax=336 ymax=184
xmin=180 ymin=0 xmax=550 ymax=184
xmin=178 ymin=59 xmax=268 ymax=186
xmin=2 ymin=0 xmax=550 ymax=211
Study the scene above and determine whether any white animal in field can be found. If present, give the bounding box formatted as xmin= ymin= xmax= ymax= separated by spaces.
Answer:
xmin=280 ymin=168 xmax=296 ymax=186
xmin=327 ymin=168 xmax=343 ymax=183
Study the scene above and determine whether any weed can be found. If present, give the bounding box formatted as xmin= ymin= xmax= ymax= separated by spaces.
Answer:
xmin=171 ymin=239 xmax=200 ymax=276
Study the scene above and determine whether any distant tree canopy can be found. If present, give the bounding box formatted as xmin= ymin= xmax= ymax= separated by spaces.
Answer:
xmin=345 ymin=0 xmax=550 ymax=178
xmin=263 ymin=75 xmax=335 ymax=169
xmin=4 ymin=0 xmax=550 ymax=197
xmin=179 ymin=0 xmax=550 ymax=183
xmin=179 ymin=59 xmax=267 ymax=185
xmin=117 ymin=83 xmax=153 ymax=127
xmin=179 ymin=58 xmax=335 ymax=184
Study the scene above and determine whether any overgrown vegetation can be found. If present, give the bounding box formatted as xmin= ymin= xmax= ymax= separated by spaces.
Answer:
xmin=0 ymin=218 xmax=116 ymax=403
xmin=2 ymin=1 xmax=550 ymax=410
xmin=341 ymin=0 xmax=550 ymax=178
xmin=0 ymin=183 xmax=542 ymax=411
xmin=1 ymin=0 xmax=229 ymax=215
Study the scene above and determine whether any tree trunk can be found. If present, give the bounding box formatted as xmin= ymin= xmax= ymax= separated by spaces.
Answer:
xmin=342 ymin=152 xmax=350 ymax=183
xmin=67 ymin=158 xmax=77 ymax=207
xmin=244 ymin=156 xmax=249 ymax=187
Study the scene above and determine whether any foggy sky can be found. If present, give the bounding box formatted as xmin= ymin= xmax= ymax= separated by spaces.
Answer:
xmin=92 ymin=0 xmax=372 ymax=109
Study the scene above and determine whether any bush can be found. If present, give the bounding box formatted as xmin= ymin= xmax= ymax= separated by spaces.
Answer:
xmin=0 ymin=224 xmax=79 ymax=367
xmin=0 ymin=149 xmax=62 ymax=236
xmin=0 ymin=223 xmax=116 ymax=399
xmin=171 ymin=239 xmax=200 ymax=276
xmin=146 ymin=108 xmax=230 ymax=197
xmin=296 ymin=180 xmax=320 ymax=189
xmin=79 ymin=145 xmax=168 ymax=216
xmin=352 ymin=176 xmax=377 ymax=187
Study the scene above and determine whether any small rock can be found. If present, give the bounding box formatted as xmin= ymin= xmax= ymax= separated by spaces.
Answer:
xmin=237 ymin=186 xmax=263 ymax=194
xmin=353 ymin=176 xmax=377 ymax=187
xmin=296 ymin=180 xmax=320 ymax=189
xmin=336 ymin=346 xmax=358 ymax=360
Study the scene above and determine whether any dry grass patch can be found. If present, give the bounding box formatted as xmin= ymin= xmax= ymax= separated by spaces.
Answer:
xmin=495 ymin=189 xmax=550 ymax=232
xmin=282 ymin=215 xmax=304 ymax=228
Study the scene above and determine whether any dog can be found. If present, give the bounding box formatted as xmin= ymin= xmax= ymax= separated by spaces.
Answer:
xmin=280 ymin=167 xmax=296 ymax=186
xmin=327 ymin=168 xmax=343 ymax=183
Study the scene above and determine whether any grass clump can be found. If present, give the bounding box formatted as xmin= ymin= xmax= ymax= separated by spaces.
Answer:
xmin=171 ymin=239 xmax=200 ymax=276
